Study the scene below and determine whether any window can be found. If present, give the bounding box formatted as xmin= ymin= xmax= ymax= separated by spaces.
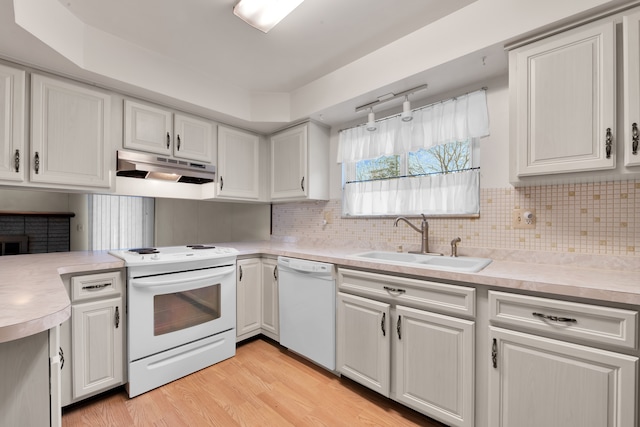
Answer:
xmin=338 ymin=89 xmax=488 ymax=217
xmin=89 ymin=194 xmax=154 ymax=250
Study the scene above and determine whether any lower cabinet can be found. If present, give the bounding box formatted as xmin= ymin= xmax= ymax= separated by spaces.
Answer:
xmin=489 ymin=327 xmax=638 ymax=427
xmin=336 ymin=268 xmax=475 ymax=427
xmin=60 ymin=270 xmax=126 ymax=406
xmin=236 ymin=257 xmax=279 ymax=342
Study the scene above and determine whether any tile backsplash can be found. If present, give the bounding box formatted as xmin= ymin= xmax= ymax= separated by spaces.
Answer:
xmin=272 ymin=180 xmax=640 ymax=257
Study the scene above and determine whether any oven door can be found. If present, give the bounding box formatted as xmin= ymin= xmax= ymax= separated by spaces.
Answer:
xmin=128 ymin=264 xmax=236 ymax=361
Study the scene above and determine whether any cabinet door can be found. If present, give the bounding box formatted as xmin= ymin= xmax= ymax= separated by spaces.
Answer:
xmin=0 ymin=63 xmax=25 ymax=182
xmin=623 ymin=10 xmax=640 ymax=167
xmin=488 ymin=327 xmax=638 ymax=427
xmin=123 ymin=99 xmax=172 ymax=156
xmin=236 ymin=259 xmax=262 ymax=338
xmin=337 ymin=292 xmax=391 ymax=396
xmin=71 ymin=297 xmax=124 ymax=400
xmin=511 ymin=21 xmax=615 ymax=176
xmin=394 ymin=305 xmax=475 ymax=427
xmin=261 ymin=259 xmax=279 ymax=338
xmin=173 ymin=113 xmax=214 ymax=163
xmin=270 ymin=124 xmax=307 ymax=200
xmin=218 ymin=125 xmax=260 ymax=199
xmin=31 ymin=74 xmax=112 ymax=188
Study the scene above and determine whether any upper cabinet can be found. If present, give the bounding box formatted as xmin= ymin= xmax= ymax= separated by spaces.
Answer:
xmin=217 ymin=125 xmax=261 ymax=200
xmin=0 ymin=63 xmax=25 ymax=183
xmin=623 ymin=10 xmax=640 ymax=167
xmin=509 ymin=20 xmax=616 ymax=179
xmin=270 ymin=121 xmax=329 ymax=201
xmin=124 ymin=99 xmax=214 ymax=164
xmin=31 ymin=74 xmax=112 ymax=189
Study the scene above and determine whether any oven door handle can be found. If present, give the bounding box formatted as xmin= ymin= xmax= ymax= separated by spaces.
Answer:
xmin=131 ymin=265 xmax=236 ymax=288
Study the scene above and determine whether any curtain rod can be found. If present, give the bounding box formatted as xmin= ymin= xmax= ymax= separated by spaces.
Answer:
xmin=340 ymin=87 xmax=488 ymax=133
xmin=345 ymin=167 xmax=480 ymax=184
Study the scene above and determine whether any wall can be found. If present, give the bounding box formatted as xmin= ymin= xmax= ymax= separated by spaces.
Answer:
xmin=155 ymin=198 xmax=271 ymax=246
xmin=272 ymin=75 xmax=640 ymax=258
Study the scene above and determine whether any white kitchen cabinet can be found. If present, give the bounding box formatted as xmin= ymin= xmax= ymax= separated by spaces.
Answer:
xmin=217 ymin=125 xmax=261 ymax=200
xmin=509 ymin=20 xmax=616 ymax=179
xmin=31 ymin=74 xmax=112 ymax=188
xmin=71 ymin=297 xmax=124 ymax=400
xmin=0 ymin=63 xmax=25 ymax=182
xmin=236 ymin=258 xmax=262 ymax=339
xmin=260 ymin=258 xmax=279 ymax=340
xmin=623 ymin=10 xmax=640 ymax=167
xmin=0 ymin=330 xmax=54 ymax=426
xmin=337 ymin=268 xmax=475 ymax=427
xmin=60 ymin=270 xmax=125 ymax=407
xmin=270 ymin=121 xmax=329 ymax=201
xmin=489 ymin=326 xmax=638 ymax=427
xmin=124 ymin=99 xmax=215 ymax=163
xmin=337 ymin=292 xmax=391 ymax=396
xmin=395 ymin=305 xmax=475 ymax=427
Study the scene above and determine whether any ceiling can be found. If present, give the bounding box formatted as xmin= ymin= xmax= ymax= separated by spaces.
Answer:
xmin=56 ymin=0 xmax=476 ymax=93
xmin=0 ymin=0 xmax=619 ymax=133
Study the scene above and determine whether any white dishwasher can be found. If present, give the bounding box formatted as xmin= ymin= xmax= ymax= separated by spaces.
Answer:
xmin=278 ymin=256 xmax=336 ymax=371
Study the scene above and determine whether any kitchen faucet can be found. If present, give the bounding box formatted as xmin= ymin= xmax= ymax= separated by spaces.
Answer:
xmin=394 ymin=213 xmax=433 ymax=255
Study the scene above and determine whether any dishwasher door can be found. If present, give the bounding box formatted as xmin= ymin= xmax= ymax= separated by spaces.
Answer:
xmin=277 ymin=256 xmax=336 ymax=371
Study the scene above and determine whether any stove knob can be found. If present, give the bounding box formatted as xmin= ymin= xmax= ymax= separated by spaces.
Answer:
xmin=151 ymin=253 xmax=160 ymax=260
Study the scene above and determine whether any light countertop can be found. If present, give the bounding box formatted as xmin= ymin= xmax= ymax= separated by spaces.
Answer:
xmin=1 ymin=242 xmax=639 ymax=343
xmin=0 ymin=251 xmax=124 ymax=343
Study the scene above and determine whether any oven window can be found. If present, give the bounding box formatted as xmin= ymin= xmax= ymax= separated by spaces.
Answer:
xmin=154 ymin=284 xmax=221 ymax=336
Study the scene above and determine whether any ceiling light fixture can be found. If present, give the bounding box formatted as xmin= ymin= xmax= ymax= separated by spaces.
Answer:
xmin=355 ymin=84 xmax=428 ymax=113
xmin=401 ymin=95 xmax=413 ymax=122
xmin=366 ymin=108 xmax=377 ymax=132
xmin=233 ymin=0 xmax=305 ymax=33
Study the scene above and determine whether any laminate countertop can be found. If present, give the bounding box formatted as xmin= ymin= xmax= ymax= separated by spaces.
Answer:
xmin=0 ymin=251 xmax=124 ymax=344
xmin=2 ymin=242 xmax=639 ymax=343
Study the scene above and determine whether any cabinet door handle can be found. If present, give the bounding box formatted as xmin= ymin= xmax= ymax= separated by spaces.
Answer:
xmin=177 ymin=134 xmax=181 ymax=151
xmin=220 ymin=176 xmax=224 ymax=191
xmin=605 ymin=127 xmax=612 ymax=159
xmin=82 ymin=283 xmax=111 ymax=290
xmin=396 ymin=315 xmax=402 ymax=340
xmin=383 ymin=286 xmax=406 ymax=294
xmin=633 ymin=122 xmax=639 ymax=155
xmin=34 ymin=152 xmax=40 ymax=174
xmin=273 ymin=265 xmax=278 ymax=280
xmin=381 ymin=312 xmax=386 ymax=337
xmin=239 ymin=265 xmax=243 ymax=281
xmin=14 ymin=149 xmax=19 ymax=173
xmin=115 ymin=306 xmax=120 ymax=329
xmin=59 ymin=347 xmax=64 ymax=370
xmin=300 ymin=176 xmax=305 ymax=191
xmin=166 ymin=132 xmax=171 ymax=149
xmin=491 ymin=338 xmax=497 ymax=369
xmin=532 ymin=312 xmax=577 ymax=323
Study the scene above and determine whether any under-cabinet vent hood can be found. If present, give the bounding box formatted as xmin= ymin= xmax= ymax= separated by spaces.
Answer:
xmin=116 ymin=151 xmax=215 ymax=184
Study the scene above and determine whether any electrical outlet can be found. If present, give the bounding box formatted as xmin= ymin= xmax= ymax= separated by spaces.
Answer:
xmin=512 ymin=208 xmax=536 ymax=229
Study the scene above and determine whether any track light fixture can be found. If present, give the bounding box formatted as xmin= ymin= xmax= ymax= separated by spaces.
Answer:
xmin=401 ymin=95 xmax=413 ymax=122
xmin=366 ymin=108 xmax=377 ymax=132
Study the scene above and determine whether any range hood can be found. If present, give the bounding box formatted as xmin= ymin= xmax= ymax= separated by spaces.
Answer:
xmin=116 ymin=151 xmax=216 ymax=184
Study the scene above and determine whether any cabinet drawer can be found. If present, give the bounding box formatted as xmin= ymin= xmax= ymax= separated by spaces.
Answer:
xmin=489 ymin=291 xmax=638 ymax=349
xmin=338 ymin=268 xmax=475 ymax=317
xmin=71 ymin=271 xmax=122 ymax=302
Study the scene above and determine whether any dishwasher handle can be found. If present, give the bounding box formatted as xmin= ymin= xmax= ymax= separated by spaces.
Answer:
xmin=277 ymin=256 xmax=334 ymax=276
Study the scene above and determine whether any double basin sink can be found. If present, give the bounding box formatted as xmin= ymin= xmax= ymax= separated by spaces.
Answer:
xmin=347 ymin=251 xmax=492 ymax=273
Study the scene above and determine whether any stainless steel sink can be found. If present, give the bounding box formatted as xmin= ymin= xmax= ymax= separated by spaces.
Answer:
xmin=347 ymin=251 xmax=492 ymax=273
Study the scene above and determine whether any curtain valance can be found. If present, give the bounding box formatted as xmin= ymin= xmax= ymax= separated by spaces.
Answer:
xmin=338 ymin=89 xmax=489 ymax=163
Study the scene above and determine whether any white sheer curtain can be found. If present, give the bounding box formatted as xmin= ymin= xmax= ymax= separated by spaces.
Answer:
xmin=343 ymin=169 xmax=480 ymax=216
xmin=89 ymin=194 xmax=155 ymax=250
xmin=339 ymin=89 xmax=489 ymax=217
xmin=338 ymin=89 xmax=489 ymax=163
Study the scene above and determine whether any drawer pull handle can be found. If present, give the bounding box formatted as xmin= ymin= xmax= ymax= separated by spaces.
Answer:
xmin=383 ymin=286 xmax=406 ymax=294
xmin=82 ymin=283 xmax=111 ymax=290
xmin=532 ymin=312 xmax=577 ymax=323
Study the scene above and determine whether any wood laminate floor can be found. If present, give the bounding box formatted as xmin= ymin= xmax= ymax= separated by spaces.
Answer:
xmin=62 ymin=338 xmax=447 ymax=427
